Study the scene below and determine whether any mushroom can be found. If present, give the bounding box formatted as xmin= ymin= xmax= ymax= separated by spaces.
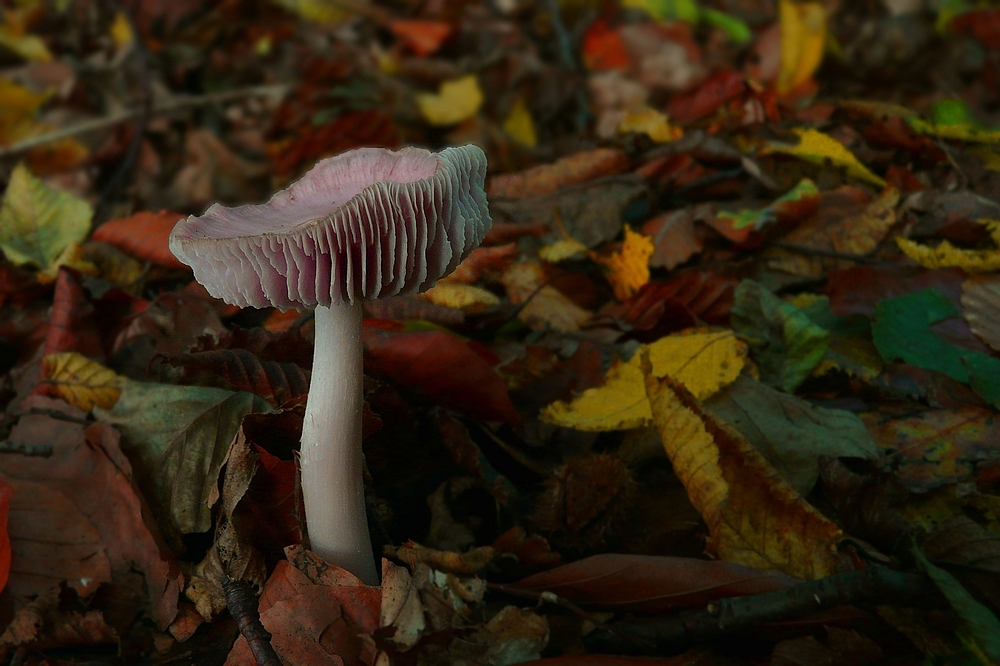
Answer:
xmin=169 ymin=145 xmax=491 ymax=585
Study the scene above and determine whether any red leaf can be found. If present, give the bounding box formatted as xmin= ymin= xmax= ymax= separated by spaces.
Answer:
xmin=91 ymin=210 xmax=187 ymax=270
xmin=950 ymin=9 xmax=1000 ymax=50
xmin=512 ymin=553 xmax=795 ymax=613
xmin=363 ymin=327 xmax=520 ymax=424
xmin=582 ymin=18 xmax=631 ymax=71
xmin=666 ymin=69 xmax=746 ymax=125
xmin=0 ymin=477 xmax=12 ymax=593
xmin=390 ymin=20 xmax=453 ymax=57
xmin=267 ymin=110 xmax=399 ymax=177
xmin=43 ymin=268 xmax=105 ymax=360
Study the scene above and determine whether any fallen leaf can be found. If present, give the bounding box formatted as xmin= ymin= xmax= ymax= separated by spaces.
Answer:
xmin=764 ymin=128 xmax=887 ymax=187
xmin=538 ymin=237 xmax=588 ymax=263
xmin=581 ymin=18 xmax=631 ymax=71
xmin=872 ymin=288 xmax=1000 ymax=404
xmin=418 ymin=281 xmax=500 ymax=313
xmin=909 ymin=99 xmax=1000 ymax=144
xmin=381 ymin=558 xmax=426 ymax=649
xmin=642 ymin=359 xmax=842 ymax=579
xmin=862 ymin=407 xmax=1000 ymax=493
xmin=387 ymin=540 xmax=496 ymax=575
xmin=730 ymin=280 xmax=828 ymax=392
xmin=271 ymin=0 xmax=352 ymax=24
xmin=390 ymin=19 xmax=452 ymax=57
xmin=501 ymin=261 xmax=593 ymax=333
xmin=541 ymin=330 xmax=746 ymax=431
xmin=778 ymin=0 xmax=826 ymax=94
xmin=711 ymin=179 xmax=819 ymax=244
xmin=704 ymin=375 xmax=878 ymax=495
xmin=961 ymin=275 xmax=1000 ymax=352
xmin=897 ymin=232 xmax=1000 ymax=272
xmin=618 ymin=106 xmax=683 ymax=143
xmin=512 ymin=552 xmax=795 ymax=612
xmin=416 ymin=75 xmax=483 ymax=127
xmin=593 ymin=225 xmax=654 ymax=301
xmin=41 ymin=353 xmax=122 ymax=411
xmin=363 ymin=326 xmax=520 ymax=424
xmin=503 ymin=98 xmax=538 ymax=148
xmin=42 ymin=267 xmax=105 ymax=359
xmin=94 ymin=381 xmax=273 ymax=549
xmin=162 ymin=349 xmax=310 ymax=408
xmin=91 ymin=210 xmax=187 ymax=270
xmin=0 ymin=163 xmax=92 ymax=274
xmin=641 ymin=208 xmax=706 ymax=270
xmin=0 ymin=478 xmax=11 ymax=593
xmin=488 ymin=148 xmax=629 ymax=199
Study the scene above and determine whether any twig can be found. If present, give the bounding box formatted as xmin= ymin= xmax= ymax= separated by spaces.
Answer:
xmin=0 ymin=85 xmax=289 ymax=159
xmin=770 ymin=241 xmax=888 ymax=265
xmin=584 ymin=566 xmax=942 ymax=655
xmin=222 ymin=576 xmax=282 ymax=666
xmin=488 ymin=582 xmax=657 ymax=652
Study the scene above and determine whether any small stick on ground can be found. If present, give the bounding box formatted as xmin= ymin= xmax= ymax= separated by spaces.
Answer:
xmin=222 ymin=576 xmax=281 ymax=666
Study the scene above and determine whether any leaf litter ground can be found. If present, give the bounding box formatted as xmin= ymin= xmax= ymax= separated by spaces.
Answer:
xmin=2 ymin=1 xmax=1000 ymax=665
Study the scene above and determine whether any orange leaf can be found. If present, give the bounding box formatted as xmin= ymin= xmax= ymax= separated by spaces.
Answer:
xmin=592 ymin=225 xmax=654 ymax=301
xmin=582 ymin=18 xmax=631 ymax=71
xmin=92 ymin=210 xmax=186 ymax=269
xmin=390 ymin=20 xmax=453 ymax=57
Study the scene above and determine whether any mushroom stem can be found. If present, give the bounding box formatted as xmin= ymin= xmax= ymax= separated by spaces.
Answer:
xmin=300 ymin=302 xmax=379 ymax=586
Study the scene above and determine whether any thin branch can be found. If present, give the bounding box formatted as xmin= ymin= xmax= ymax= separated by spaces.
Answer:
xmin=222 ymin=576 xmax=282 ymax=666
xmin=584 ymin=567 xmax=942 ymax=655
xmin=770 ymin=241 xmax=888 ymax=265
xmin=0 ymin=84 xmax=289 ymax=159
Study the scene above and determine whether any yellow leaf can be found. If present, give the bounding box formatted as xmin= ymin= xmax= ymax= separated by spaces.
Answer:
xmin=0 ymin=80 xmax=49 ymax=131
xmin=109 ymin=11 xmax=134 ymax=50
xmin=896 ymin=237 xmax=1000 ymax=273
xmin=38 ymin=242 xmax=99 ymax=283
xmin=973 ymin=146 xmax=1000 ymax=172
xmin=0 ymin=30 xmax=51 ymax=63
xmin=0 ymin=163 xmax=92 ymax=272
xmin=501 ymin=261 xmax=592 ymax=333
xmin=642 ymin=357 xmax=841 ymax=579
xmin=764 ymin=128 xmax=886 ymax=187
xmin=42 ymin=352 xmax=122 ymax=411
xmin=419 ymin=281 xmax=500 ymax=313
xmin=538 ymin=237 xmax=587 ymax=263
xmin=592 ymin=225 xmax=653 ymax=301
xmin=271 ymin=0 xmax=352 ymax=23
xmin=617 ymin=106 xmax=683 ymax=144
xmin=777 ymin=0 xmax=826 ymax=94
xmin=503 ymin=98 xmax=537 ymax=148
xmin=541 ymin=330 xmax=746 ymax=431
xmin=415 ymin=75 xmax=483 ymax=127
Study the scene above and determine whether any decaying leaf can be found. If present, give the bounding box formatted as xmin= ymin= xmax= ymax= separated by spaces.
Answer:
xmin=592 ymin=225 xmax=654 ymax=301
xmin=961 ymin=275 xmax=1000 ymax=352
xmin=541 ymin=330 xmax=746 ymax=431
xmin=501 ymin=261 xmax=593 ymax=333
xmin=642 ymin=355 xmax=842 ymax=579
xmin=764 ymin=128 xmax=887 ymax=187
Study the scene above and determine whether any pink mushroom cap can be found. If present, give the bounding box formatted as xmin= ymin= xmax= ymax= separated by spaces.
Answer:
xmin=169 ymin=145 xmax=491 ymax=310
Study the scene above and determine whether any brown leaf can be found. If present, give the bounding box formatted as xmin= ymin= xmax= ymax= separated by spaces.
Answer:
xmin=42 ymin=268 xmax=104 ymax=360
xmin=512 ymin=553 xmax=795 ymax=613
xmin=1 ymin=401 xmax=182 ymax=629
xmin=961 ymin=274 xmax=1000 ymax=352
xmin=163 ymin=349 xmax=310 ymax=408
xmin=386 ymin=540 xmax=496 ymax=575
xmin=642 ymin=208 xmax=707 ymax=270
xmin=0 ymin=588 xmax=117 ymax=652
xmin=488 ymin=148 xmax=629 ymax=199
xmin=169 ymin=130 xmax=268 ymax=210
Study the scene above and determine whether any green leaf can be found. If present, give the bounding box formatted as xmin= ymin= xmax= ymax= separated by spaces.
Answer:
xmin=94 ymin=381 xmax=273 ymax=550
xmin=705 ymin=375 xmax=878 ymax=495
xmin=913 ymin=545 xmax=1000 ymax=664
xmin=731 ymin=280 xmax=829 ymax=392
xmin=701 ymin=8 xmax=752 ymax=44
xmin=872 ymin=288 xmax=1000 ymax=405
xmin=0 ymin=163 xmax=92 ymax=271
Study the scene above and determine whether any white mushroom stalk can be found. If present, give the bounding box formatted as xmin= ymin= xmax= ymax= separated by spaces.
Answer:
xmin=169 ymin=145 xmax=491 ymax=586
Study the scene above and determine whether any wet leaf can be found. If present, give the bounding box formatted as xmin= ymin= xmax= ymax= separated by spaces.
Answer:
xmin=0 ymin=163 xmax=92 ymax=273
xmin=642 ymin=359 xmax=842 ymax=579
xmin=541 ymin=330 xmax=746 ymax=431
